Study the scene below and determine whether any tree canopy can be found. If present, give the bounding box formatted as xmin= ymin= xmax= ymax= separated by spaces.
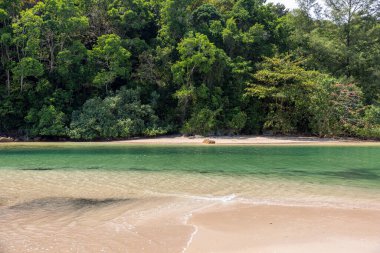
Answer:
xmin=0 ymin=0 xmax=379 ymax=140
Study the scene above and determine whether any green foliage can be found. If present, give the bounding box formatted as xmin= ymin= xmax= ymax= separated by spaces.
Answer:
xmin=12 ymin=57 xmax=44 ymax=79
xmin=227 ymin=110 xmax=247 ymax=134
xmin=13 ymin=0 xmax=89 ymax=73
xmin=69 ymin=88 xmax=165 ymax=140
xmin=0 ymin=0 xmax=378 ymax=140
xmin=12 ymin=8 xmax=42 ymax=58
xmin=364 ymin=105 xmax=380 ymax=126
xmin=12 ymin=57 xmax=44 ymax=91
xmin=173 ymin=32 xmax=221 ymax=83
xmin=107 ymin=0 xmax=154 ymax=37
xmin=25 ymin=105 xmax=68 ymax=137
xmin=246 ymin=55 xmax=321 ymax=134
xmin=172 ymin=32 xmax=229 ymax=123
xmin=356 ymin=127 xmax=380 ymax=139
xmin=159 ymin=0 xmax=192 ymax=43
xmin=182 ymin=108 xmax=218 ymax=136
xmin=90 ymin=34 xmax=131 ymax=92
xmin=355 ymin=104 xmax=380 ymax=139
xmin=285 ymin=1 xmax=380 ymax=102
xmin=57 ymin=41 xmax=89 ymax=90
xmin=309 ymin=78 xmax=364 ymax=136
xmin=191 ymin=4 xmax=222 ymax=37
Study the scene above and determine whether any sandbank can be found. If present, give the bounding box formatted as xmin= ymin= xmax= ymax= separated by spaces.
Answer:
xmin=115 ymin=135 xmax=380 ymax=145
xmin=2 ymin=195 xmax=380 ymax=253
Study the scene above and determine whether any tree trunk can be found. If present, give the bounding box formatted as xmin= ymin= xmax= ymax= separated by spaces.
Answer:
xmin=50 ymin=47 xmax=55 ymax=72
xmin=20 ymin=74 xmax=24 ymax=93
xmin=345 ymin=1 xmax=352 ymax=76
xmin=6 ymin=70 xmax=10 ymax=95
xmin=181 ymin=96 xmax=189 ymax=124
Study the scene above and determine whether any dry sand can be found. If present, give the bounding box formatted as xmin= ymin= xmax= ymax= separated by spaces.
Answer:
xmin=1 ymin=135 xmax=379 ymax=146
xmin=186 ymin=203 xmax=380 ymax=253
xmin=115 ymin=135 xmax=379 ymax=146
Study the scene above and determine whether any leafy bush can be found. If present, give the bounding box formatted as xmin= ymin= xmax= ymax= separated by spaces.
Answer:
xmin=309 ymin=80 xmax=364 ymax=137
xmin=363 ymin=105 xmax=380 ymax=126
xmin=228 ymin=111 xmax=247 ymax=134
xmin=354 ymin=104 xmax=380 ymax=139
xmin=69 ymin=88 xmax=166 ymax=140
xmin=25 ymin=105 xmax=68 ymax=137
xmin=245 ymin=55 xmax=322 ymax=134
xmin=355 ymin=127 xmax=380 ymax=139
xmin=182 ymin=108 xmax=218 ymax=136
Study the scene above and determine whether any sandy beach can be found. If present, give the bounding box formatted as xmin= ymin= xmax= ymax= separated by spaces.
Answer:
xmin=1 ymin=141 xmax=379 ymax=253
xmin=1 ymin=135 xmax=379 ymax=146
xmin=2 ymin=196 xmax=380 ymax=253
xmin=116 ymin=135 xmax=380 ymax=146
xmin=186 ymin=203 xmax=380 ymax=253
xmin=1 ymin=168 xmax=380 ymax=253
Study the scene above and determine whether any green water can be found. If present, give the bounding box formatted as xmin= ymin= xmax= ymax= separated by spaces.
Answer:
xmin=0 ymin=144 xmax=380 ymax=189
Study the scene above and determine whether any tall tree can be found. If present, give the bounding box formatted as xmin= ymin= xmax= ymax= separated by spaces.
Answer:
xmin=89 ymin=34 xmax=131 ymax=92
xmin=0 ymin=0 xmax=24 ymax=94
xmin=12 ymin=8 xmax=43 ymax=92
xmin=245 ymin=55 xmax=322 ymax=134
xmin=325 ymin=0 xmax=378 ymax=75
xmin=32 ymin=0 xmax=88 ymax=72
xmin=296 ymin=0 xmax=322 ymax=18
xmin=172 ymin=32 xmax=228 ymax=122
xmin=158 ymin=0 xmax=192 ymax=44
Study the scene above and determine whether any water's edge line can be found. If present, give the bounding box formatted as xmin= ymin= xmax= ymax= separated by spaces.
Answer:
xmin=180 ymin=201 xmax=221 ymax=253
xmin=143 ymin=188 xmax=380 ymax=211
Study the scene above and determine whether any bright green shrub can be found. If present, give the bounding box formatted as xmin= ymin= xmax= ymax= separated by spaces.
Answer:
xmin=69 ymin=88 xmax=166 ymax=140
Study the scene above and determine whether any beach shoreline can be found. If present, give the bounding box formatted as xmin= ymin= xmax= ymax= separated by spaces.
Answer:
xmin=1 ymin=135 xmax=380 ymax=146
xmin=2 ymin=193 xmax=380 ymax=253
xmin=115 ymin=135 xmax=380 ymax=145
xmin=1 ymin=168 xmax=380 ymax=253
xmin=1 ymin=140 xmax=380 ymax=252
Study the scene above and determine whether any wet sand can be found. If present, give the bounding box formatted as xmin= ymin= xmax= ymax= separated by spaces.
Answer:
xmin=1 ymin=169 xmax=380 ymax=252
xmin=2 ymin=198 xmax=380 ymax=253
xmin=0 ymin=196 xmax=197 ymax=253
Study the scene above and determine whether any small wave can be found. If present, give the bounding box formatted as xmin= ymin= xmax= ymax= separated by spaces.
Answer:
xmin=232 ymin=196 xmax=380 ymax=211
xmin=148 ymin=189 xmax=380 ymax=211
xmin=190 ymin=194 xmax=237 ymax=202
xmin=155 ymin=192 xmax=238 ymax=203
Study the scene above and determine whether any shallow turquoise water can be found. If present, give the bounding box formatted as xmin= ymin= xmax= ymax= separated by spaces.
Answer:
xmin=0 ymin=144 xmax=379 ymax=189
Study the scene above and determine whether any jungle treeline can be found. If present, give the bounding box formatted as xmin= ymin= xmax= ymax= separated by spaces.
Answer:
xmin=0 ymin=0 xmax=379 ymax=140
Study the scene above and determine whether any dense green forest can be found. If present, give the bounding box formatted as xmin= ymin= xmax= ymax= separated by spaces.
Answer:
xmin=0 ymin=0 xmax=379 ymax=140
